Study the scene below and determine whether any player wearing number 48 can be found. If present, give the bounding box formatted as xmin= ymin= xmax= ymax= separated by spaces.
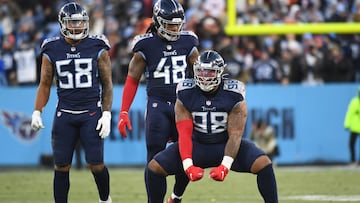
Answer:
xmin=116 ymin=0 xmax=200 ymax=202
xmin=31 ymin=2 xmax=113 ymax=203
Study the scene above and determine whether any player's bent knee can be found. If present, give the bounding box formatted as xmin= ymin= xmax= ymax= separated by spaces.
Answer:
xmin=54 ymin=164 xmax=71 ymax=172
xmin=89 ymin=163 xmax=105 ymax=172
xmin=148 ymin=159 xmax=168 ymax=176
xmin=250 ymin=155 xmax=272 ymax=174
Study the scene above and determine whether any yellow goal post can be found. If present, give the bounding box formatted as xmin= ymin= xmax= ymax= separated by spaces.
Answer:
xmin=225 ymin=0 xmax=360 ymax=35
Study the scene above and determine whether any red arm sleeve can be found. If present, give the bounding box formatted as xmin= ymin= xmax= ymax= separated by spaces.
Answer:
xmin=121 ymin=76 xmax=139 ymax=112
xmin=177 ymin=119 xmax=193 ymax=161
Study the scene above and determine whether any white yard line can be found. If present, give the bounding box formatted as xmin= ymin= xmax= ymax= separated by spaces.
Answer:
xmin=283 ymin=195 xmax=360 ymax=201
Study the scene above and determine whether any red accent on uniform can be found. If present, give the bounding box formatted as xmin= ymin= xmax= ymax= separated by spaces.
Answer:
xmin=121 ymin=76 xmax=139 ymax=112
xmin=177 ymin=119 xmax=193 ymax=160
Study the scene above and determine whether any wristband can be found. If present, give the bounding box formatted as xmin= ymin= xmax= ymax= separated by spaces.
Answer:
xmin=33 ymin=110 xmax=41 ymax=116
xmin=102 ymin=111 xmax=111 ymax=118
xmin=182 ymin=158 xmax=193 ymax=171
xmin=221 ymin=156 xmax=234 ymax=169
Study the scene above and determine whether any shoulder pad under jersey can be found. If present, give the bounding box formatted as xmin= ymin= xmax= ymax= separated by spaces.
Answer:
xmin=41 ymin=36 xmax=60 ymax=49
xmin=133 ymin=33 xmax=153 ymax=44
xmin=176 ymin=79 xmax=196 ymax=93
xmin=131 ymin=33 xmax=154 ymax=51
xmin=88 ymin=34 xmax=111 ymax=48
xmin=180 ymin=30 xmax=198 ymax=39
xmin=223 ymin=79 xmax=246 ymax=98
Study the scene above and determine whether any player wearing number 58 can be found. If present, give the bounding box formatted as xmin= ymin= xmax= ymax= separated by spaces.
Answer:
xmin=31 ymin=2 xmax=113 ymax=202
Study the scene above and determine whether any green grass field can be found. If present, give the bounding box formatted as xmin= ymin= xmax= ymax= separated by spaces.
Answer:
xmin=1 ymin=166 xmax=360 ymax=203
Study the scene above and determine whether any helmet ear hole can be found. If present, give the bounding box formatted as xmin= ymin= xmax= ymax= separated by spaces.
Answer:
xmin=58 ymin=2 xmax=89 ymax=40
xmin=194 ymin=51 xmax=226 ymax=92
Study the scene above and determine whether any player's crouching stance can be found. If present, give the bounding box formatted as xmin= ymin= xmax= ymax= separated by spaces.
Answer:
xmin=31 ymin=2 xmax=112 ymax=203
xmin=147 ymin=50 xmax=278 ymax=202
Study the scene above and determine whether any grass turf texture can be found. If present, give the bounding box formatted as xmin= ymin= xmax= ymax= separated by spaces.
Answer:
xmin=0 ymin=166 xmax=359 ymax=203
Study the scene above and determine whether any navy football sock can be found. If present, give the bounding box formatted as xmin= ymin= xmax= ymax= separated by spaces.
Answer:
xmin=172 ymin=172 xmax=189 ymax=198
xmin=92 ymin=166 xmax=110 ymax=201
xmin=145 ymin=166 xmax=167 ymax=203
xmin=257 ymin=164 xmax=278 ymax=203
xmin=54 ymin=170 xmax=70 ymax=203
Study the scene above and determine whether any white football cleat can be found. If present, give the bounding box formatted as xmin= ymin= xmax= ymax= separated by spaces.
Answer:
xmin=99 ymin=195 xmax=112 ymax=203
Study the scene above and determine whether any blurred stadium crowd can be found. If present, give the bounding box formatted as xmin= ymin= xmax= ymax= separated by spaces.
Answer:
xmin=0 ymin=0 xmax=359 ymax=86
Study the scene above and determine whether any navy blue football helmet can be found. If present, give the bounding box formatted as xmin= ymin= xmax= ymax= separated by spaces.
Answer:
xmin=153 ymin=0 xmax=185 ymax=41
xmin=194 ymin=50 xmax=226 ymax=92
xmin=58 ymin=2 xmax=89 ymax=40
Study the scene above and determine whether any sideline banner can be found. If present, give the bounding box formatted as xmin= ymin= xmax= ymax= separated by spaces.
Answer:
xmin=0 ymin=84 xmax=357 ymax=166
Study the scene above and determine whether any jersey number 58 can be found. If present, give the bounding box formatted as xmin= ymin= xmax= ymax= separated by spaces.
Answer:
xmin=56 ymin=58 xmax=93 ymax=89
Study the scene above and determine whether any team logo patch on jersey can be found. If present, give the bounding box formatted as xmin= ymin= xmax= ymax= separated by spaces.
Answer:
xmin=0 ymin=110 xmax=39 ymax=142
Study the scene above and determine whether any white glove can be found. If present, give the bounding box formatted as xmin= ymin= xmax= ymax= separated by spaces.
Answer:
xmin=31 ymin=110 xmax=45 ymax=131
xmin=96 ymin=111 xmax=111 ymax=139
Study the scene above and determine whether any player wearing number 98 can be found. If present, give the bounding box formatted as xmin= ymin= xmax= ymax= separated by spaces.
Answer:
xmin=147 ymin=50 xmax=278 ymax=202
xmin=31 ymin=2 xmax=112 ymax=203
xmin=116 ymin=0 xmax=199 ymax=202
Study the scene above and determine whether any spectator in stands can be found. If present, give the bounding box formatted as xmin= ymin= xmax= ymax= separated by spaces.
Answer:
xmin=250 ymin=119 xmax=279 ymax=162
xmin=281 ymin=34 xmax=306 ymax=83
xmin=89 ymin=5 xmax=105 ymax=35
xmin=251 ymin=49 xmax=281 ymax=84
xmin=277 ymin=48 xmax=293 ymax=85
xmin=2 ymin=0 xmax=360 ymax=85
xmin=1 ymin=34 xmax=17 ymax=86
xmin=13 ymin=40 xmax=37 ymax=85
xmin=239 ymin=36 xmax=261 ymax=83
xmin=0 ymin=56 xmax=7 ymax=86
xmin=323 ymin=44 xmax=355 ymax=82
xmin=344 ymin=88 xmax=360 ymax=166
xmin=196 ymin=15 xmax=225 ymax=52
xmin=300 ymin=34 xmax=324 ymax=85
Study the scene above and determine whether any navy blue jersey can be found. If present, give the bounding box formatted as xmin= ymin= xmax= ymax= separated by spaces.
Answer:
xmin=41 ymin=35 xmax=110 ymax=110
xmin=177 ymin=78 xmax=246 ymax=143
xmin=132 ymin=31 xmax=198 ymax=102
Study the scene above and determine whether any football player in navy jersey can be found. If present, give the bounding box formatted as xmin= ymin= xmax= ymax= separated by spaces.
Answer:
xmin=116 ymin=0 xmax=199 ymax=202
xmin=147 ymin=50 xmax=278 ymax=202
xmin=31 ymin=2 xmax=113 ymax=203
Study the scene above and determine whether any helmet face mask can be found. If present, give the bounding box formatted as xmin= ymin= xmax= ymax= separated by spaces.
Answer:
xmin=58 ymin=3 xmax=89 ymax=40
xmin=194 ymin=51 xmax=226 ymax=92
xmin=153 ymin=0 xmax=185 ymax=41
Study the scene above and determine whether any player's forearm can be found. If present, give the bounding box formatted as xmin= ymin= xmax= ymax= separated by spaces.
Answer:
xmin=225 ymin=102 xmax=247 ymax=158
xmin=34 ymin=85 xmax=50 ymax=111
xmin=101 ymin=86 xmax=113 ymax=112
xmin=120 ymin=76 xmax=139 ymax=112
xmin=224 ymin=135 xmax=241 ymax=158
